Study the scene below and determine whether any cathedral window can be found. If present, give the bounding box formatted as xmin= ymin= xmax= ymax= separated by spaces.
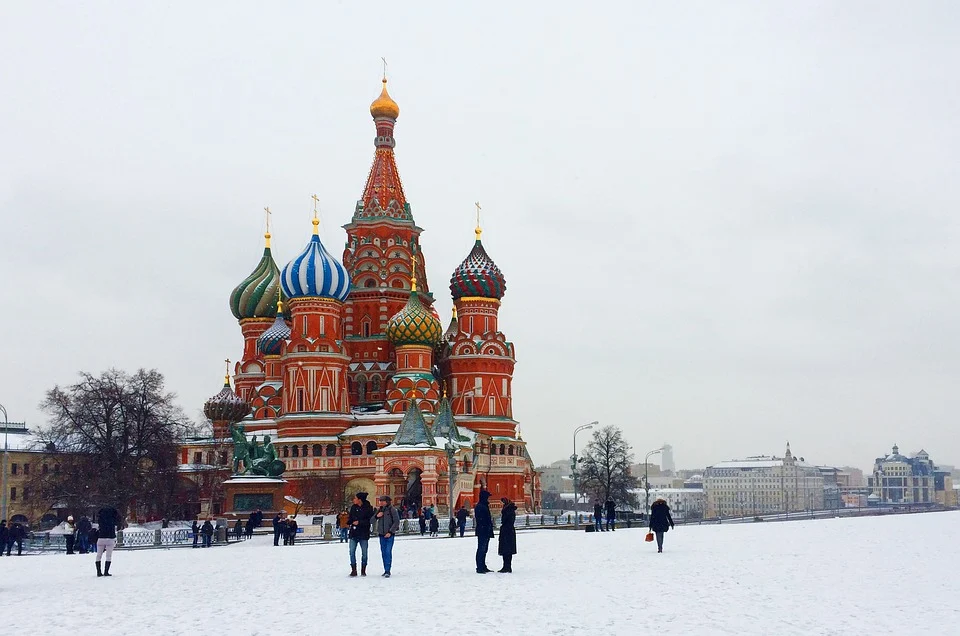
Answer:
xmin=508 ymin=446 xmax=514 ymax=456
xmin=465 ymin=397 xmax=473 ymax=415
xmin=297 ymin=390 xmax=304 ymax=411
xmin=392 ymin=280 xmax=404 ymax=289
xmin=365 ymin=279 xmax=376 ymax=288
xmin=371 ymin=376 xmax=381 ymax=393
xmin=499 ymin=444 xmax=506 ymax=455
xmin=292 ymin=445 xmax=299 ymax=457
xmin=489 ymin=397 xmax=495 ymax=413
xmin=282 ymin=446 xmax=289 ymax=458
xmin=351 ymin=442 xmax=363 ymax=456
xmin=302 ymin=445 xmax=308 ymax=457
xmin=362 ymin=320 xmax=371 ymax=337
xmin=326 ymin=444 xmax=337 ymax=456
xmin=313 ymin=444 xmax=322 ymax=457
xmin=366 ymin=441 xmax=378 ymax=455
xmin=356 ymin=376 xmax=367 ymax=402
xmin=491 ymin=444 xmax=497 ymax=455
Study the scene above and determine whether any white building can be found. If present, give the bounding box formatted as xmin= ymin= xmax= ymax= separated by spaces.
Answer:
xmin=630 ymin=487 xmax=705 ymax=520
xmin=703 ymin=444 xmax=824 ymax=518
xmin=661 ymin=444 xmax=675 ymax=475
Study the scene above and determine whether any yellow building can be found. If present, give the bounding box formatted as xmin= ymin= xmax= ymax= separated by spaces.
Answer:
xmin=1 ymin=422 xmax=57 ymax=527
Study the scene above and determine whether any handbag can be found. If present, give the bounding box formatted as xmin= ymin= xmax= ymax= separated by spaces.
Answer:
xmin=645 ymin=531 xmax=654 ymax=543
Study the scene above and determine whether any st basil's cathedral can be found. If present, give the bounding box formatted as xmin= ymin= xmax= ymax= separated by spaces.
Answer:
xmin=180 ymin=77 xmax=541 ymax=517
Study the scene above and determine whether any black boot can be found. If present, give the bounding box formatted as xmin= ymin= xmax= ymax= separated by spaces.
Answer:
xmin=361 ymin=564 xmax=367 ymax=577
xmin=103 ymin=561 xmax=112 ymax=576
xmin=350 ymin=564 xmax=357 ymax=577
xmin=96 ymin=562 xmax=102 ymax=577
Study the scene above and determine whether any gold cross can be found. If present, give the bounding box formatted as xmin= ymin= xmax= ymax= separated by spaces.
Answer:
xmin=381 ymin=57 xmax=388 ymax=81
xmin=264 ymin=206 xmax=271 ymax=233
xmin=224 ymin=358 xmax=231 ymax=384
xmin=311 ymin=194 xmax=320 ymax=218
xmin=474 ymin=201 xmax=482 ymax=239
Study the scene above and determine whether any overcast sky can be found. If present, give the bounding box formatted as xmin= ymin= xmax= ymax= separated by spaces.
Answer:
xmin=2 ymin=2 xmax=958 ymax=472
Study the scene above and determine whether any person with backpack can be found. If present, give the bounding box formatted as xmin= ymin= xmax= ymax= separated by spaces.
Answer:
xmin=374 ymin=495 xmax=400 ymax=577
xmin=347 ymin=492 xmax=374 ymax=577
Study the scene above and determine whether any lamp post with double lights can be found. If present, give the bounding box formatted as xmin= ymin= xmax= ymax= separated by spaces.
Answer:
xmin=572 ymin=421 xmax=598 ymax=529
xmin=644 ymin=447 xmax=665 ymax=518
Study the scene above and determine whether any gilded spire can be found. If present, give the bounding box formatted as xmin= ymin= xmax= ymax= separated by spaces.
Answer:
xmin=276 ymin=283 xmax=284 ymax=314
xmin=223 ymin=358 xmax=231 ymax=386
xmin=264 ymin=206 xmax=272 ymax=248
xmin=410 ymin=251 xmax=418 ymax=293
xmin=452 ymin=305 xmax=457 ymax=319
xmin=311 ymin=194 xmax=320 ymax=235
xmin=474 ymin=201 xmax=482 ymax=240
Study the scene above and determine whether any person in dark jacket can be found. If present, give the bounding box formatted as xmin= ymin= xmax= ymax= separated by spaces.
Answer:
xmin=429 ymin=515 xmax=439 ymax=537
xmin=418 ymin=510 xmax=427 ymax=536
xmin=593 ymin=502 xmax=604 ymax=532
xmin=648 ymin=498 xmax=675 ymax=553
xmin=455 ymin=506 xmax=469 ymax=537
xmin=7 ymin=522 xmax=25 ymax=556
xmin=272 ymin=514 xmax=282 ymax=546
xmin=474 ymin=489 xmax=495 ymax=573
xmin=245 ymin=516 xmax=255 ymax=539
xmin=605 ymin=499 xmax=616 ymax=532
xmin=374 ymin=495 xmax=400 ymax=577
xmin=201 ymin=519 xmax=214 ymax=547
xmin=0 ymin=520 xmax=7 ymax=556
xmin=77 ymin=516 xmax=92 ymax=554
xmin=347 ymin=492 xmax=375 ymax=576
xmin=233 ymin=519 xmax=243 ymax=541
xmin=192 ymin=520 xmax=200 ymax=548
xmin=286 ymin=517 xmax=298 ymax=545
xmin=87 ymin=526 xmax=99 ymax=552
xmin=95 ymin=506 xmax=121 ymax=576
xmin=498 ymin=497 xmax=517 ymax=573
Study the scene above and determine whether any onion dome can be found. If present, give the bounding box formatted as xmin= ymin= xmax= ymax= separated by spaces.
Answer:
xmin=203 ymin=376 xmax=251 ymax=423
xmin=257 ymin=298 xmax=291 ymax=355
xmin=450 ymin=228 xmax=506 ymax=300
xmin=370 ymin=78 xmax=400 ymax=120
xmin=280 ymin=216 xmax=351 ymax=302
xmin=229 ymin=232 xmax=285 ymax=319
xmin=387 ymin=264 xmax=442 ymax=347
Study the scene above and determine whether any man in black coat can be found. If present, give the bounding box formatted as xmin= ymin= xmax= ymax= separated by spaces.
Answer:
xmin=272 ymin=513 xmax=282 ymax=546
xmin=474 ymin=489 xmax=495 ymax=574
xmin=605 ymin=499 xmax=616 ymax=532
xmin=7 ymin=522 xmax=25 ymax=556
xmin=201 ymin=518 xmax=214 ymax=547
xmin=191 ymin=520 xmax=200 ymax=548
xmin=347 ymin=492 xmax=374 ymax=577
xmin=456 ymin=506 xmax=469 ymax=537
xmin=286 ymin=517 xmax=298 ymax=545
xmin=648 ymin=498 xmax=675 ymax=553
xmin=0 ymin=520 xmax=7 ymax=556
xmin=77 ymin=516 xmax=92 ymax=554
xmin=497 ymin=497 xmax=517 ymax=573
xmin=593 ymin=502 xmax=604 ymax=532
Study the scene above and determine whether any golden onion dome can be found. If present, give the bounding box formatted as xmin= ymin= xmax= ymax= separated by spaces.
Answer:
xmin=370 ymin=79 xmax=400 ymax=119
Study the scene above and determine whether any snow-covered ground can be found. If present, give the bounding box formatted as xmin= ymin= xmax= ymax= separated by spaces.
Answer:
xmin=4 ymin=511 xmax=958 ymax=635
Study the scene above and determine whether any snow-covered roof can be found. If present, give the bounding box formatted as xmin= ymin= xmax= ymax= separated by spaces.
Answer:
xmin=342 ymin=423 xmax=400 ymax=436
xmin=222 ymin=477 xmax=288 ymax=484
xmin=710 ymin=460 xmax=784 ymax=469
xmin=379 ymin=443 xmax=446 ymax=452
xmin=2 ymin=432 xmax=43 ymax=452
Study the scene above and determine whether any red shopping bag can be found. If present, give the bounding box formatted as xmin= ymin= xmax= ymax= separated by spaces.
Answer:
xmin=644 ymin=531 xmax=654 ymax=542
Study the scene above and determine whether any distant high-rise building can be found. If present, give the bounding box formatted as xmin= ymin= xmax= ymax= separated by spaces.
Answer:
xmin=661 ymin=444 xmax=675 ymax=475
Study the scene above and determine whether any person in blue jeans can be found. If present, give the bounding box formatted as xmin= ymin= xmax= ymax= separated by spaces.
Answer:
xmin=348 ymin=492 xmax=374 ymax=577
xmin=594 ymin=502 xmax=604 ymax=532
xmin=474 ymin=489 xmax=495 ymax=573
xmin=374 ymin=494 xmax=400 ymax=577
xmin=604 ymin=499 xmax=616 ymax=532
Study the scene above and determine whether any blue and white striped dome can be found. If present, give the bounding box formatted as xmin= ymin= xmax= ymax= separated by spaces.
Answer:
xmin=281 ymin=232 xmax=351 ymax=302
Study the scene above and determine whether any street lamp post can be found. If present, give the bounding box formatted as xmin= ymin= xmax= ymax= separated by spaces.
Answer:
xmin=444 ymin=439 xmax=458 ymax=523
xmin=644 ymin=447 xmax=664 ymax=518
xmin=0 ymin=403 xmax=9 ymax=523
xmin=572 ymin=422 xmax=598 ymax=530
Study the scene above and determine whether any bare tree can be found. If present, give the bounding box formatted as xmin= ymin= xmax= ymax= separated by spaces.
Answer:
xmin=580 ymin=425 xmax=640 ymax=507
xmin=298 ymin=474 xmax=349 ymax=514
xmin=29 ymin=369 xmax=191 ymax=519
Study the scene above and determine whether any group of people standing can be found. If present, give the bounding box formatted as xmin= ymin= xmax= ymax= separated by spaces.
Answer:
xmin=272 ymin=512 xmax=299 ymax=546
xmin=0 ymin=520 xmax=27 ymax=556
xmin=190 ymin=519 xmax=216 ymax=547
xmin=593 ymin=500 xmax=618 ymax=532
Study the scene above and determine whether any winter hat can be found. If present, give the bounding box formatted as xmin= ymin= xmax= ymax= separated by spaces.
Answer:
xmin=379 ymin=495 xmax=391 ymax=502
xmin=356 ymin=491 xmax=368 ymax=502
xmin=67 ymin=516 xmax=74 ymax=522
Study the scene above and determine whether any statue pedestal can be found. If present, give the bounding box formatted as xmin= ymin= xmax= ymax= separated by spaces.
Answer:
xmin=223 ymin=475 xmax=288 ymax=515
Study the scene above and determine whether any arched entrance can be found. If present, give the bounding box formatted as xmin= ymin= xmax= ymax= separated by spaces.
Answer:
xmin=405 ymin=467 xmax=423 ymax=512
xmin=345 ymin=477 xmax=376 ymax=503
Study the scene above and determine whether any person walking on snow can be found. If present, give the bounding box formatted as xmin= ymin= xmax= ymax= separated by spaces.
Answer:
xmin=456 ymin=506 xmax=469 ymax=537
xmin=337 ymin=509 xmax=350 ymax=543
xmin=429 ymin=514 xmax=439 ymax=537
xmin=272 ymin=513 xmax=282 ymax=546
xmin=347 ymin=492 xmax=374 ymax=577
xmin=498 ymin=497 xmax=517 ymax=573
xmin=191 ymin=519 xmax=200 ymax=548
xmin=7 ymin=521 xmax=25 ymax=556
xmin=474 ymin=489 xmax=495 ymax=573
xmin=605 ymin=499 xmax=617 ymax=531
xmin=593 ymin=502 xmax=604 ymax=532
xmin=287 ymin=517 xmax=298 ymax=545
xmin=374 ymin=494 xmax=400 ymax=577
xmin=418 ymin=510 xmax=427 ymax=536
xmin=95 ymin=505 xmax=121 ymax=576
xmin=648 ymin=498 xmax=675 ymax=553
